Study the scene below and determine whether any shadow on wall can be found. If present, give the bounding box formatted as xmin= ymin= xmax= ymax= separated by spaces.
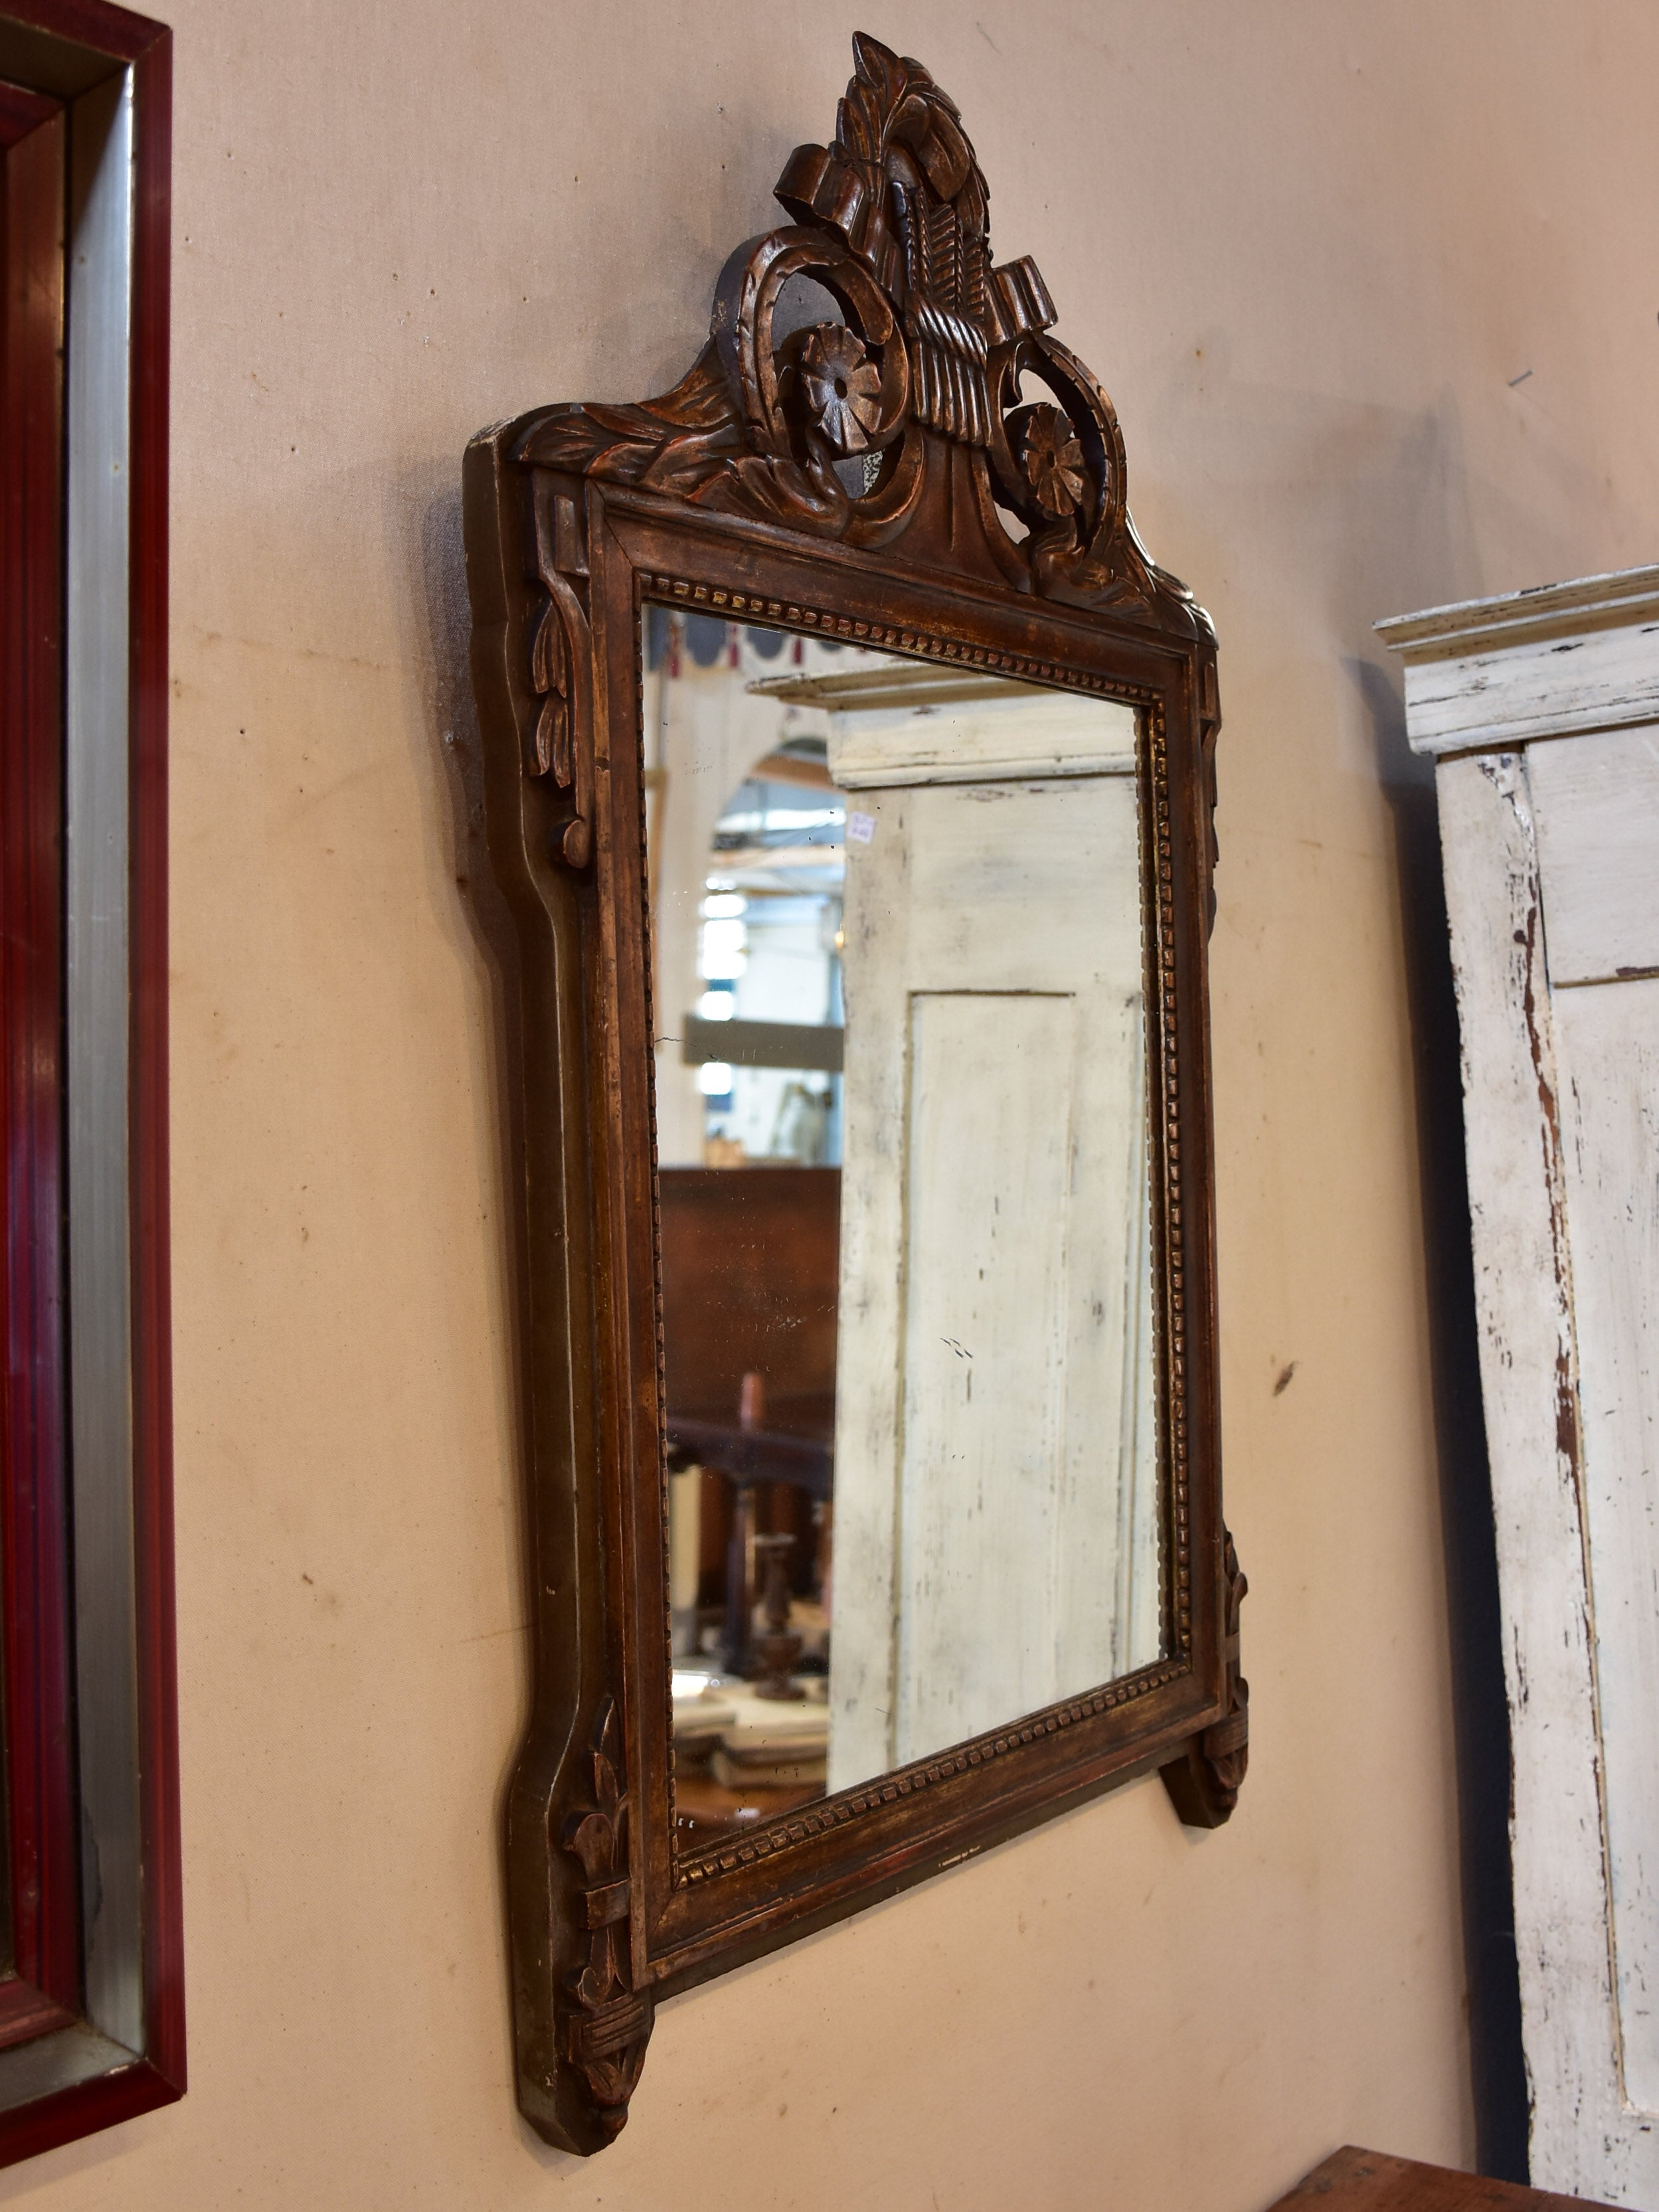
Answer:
xmin=1201 ymin=363 xmax=1533 ymax=2182
xmin=386 ymin=458 xmax=561 ymax=2154
xmin=1144 ymin=360 xmax=1533 ymax=2179
xmin=1332 ymin=388 xmax=1530 ymax=2189
xmin=1350 ymin=654 xmax=1528 ymax=2187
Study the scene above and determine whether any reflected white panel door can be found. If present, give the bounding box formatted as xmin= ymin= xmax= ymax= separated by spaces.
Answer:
xmin=1383 ymin=568 xmax=1659 ymax=2207
xmin=828 ymin=691 xmax=1155 ymax=1795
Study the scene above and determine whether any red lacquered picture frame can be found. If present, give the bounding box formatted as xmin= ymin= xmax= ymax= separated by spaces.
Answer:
xmin=0 ymin=0 xmax=180 ymax=2166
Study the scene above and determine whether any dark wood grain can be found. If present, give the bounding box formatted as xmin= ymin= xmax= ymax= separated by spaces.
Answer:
xmin=1268 ymin=2147 xmax=1619 ymax=2211
xmin=465 ymin=29 xmax=1230 ymax=2154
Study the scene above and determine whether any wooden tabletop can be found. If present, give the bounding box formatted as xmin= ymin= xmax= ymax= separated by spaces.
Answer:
xmin=672 ymin=1772 xmax=824 ymax=1842
xmin=665 ymin=1409 xmax=833 ymax=1495
xmin=1268 ymin=2148 xmax=1621 ymax=2211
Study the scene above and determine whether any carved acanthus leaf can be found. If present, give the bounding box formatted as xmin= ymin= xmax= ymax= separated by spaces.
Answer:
xmin=527 ymin=487 xmax=596 ymax=867
xmin=520 ymin=344 xmax=746 ymax=495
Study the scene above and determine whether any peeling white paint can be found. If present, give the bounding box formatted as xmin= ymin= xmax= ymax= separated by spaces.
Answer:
xmin=1387 ymin=575 xmax=1659 ymax=2205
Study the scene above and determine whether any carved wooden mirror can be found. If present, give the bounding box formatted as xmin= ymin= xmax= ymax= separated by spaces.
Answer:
xmin=464 ymin=33 xmax=1243 ymax=2156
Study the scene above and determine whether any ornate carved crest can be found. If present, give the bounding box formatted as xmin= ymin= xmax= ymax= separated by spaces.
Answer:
xmin=517 ymin=33 xmax=1205 ymax=635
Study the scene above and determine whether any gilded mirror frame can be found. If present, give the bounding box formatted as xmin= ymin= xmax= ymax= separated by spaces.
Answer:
xmin=464 ymin=33 xmax=1243 ymax=2156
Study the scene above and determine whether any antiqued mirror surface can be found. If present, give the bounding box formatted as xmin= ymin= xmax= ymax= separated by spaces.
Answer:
xmin=644 ymin=606 xmax=1161 ymax=1844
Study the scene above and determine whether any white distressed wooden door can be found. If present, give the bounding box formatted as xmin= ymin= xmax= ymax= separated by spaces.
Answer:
xmin=1383 ymin=570 xmax=1659 ymax=2204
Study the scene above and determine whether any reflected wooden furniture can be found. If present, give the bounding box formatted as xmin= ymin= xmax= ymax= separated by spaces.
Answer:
xmin=658 ymin=1166 xmax=838 ymax=1673
xmin=1268 ymin=2147 xmax=1617 ymax=2210
xmin=657 ymin=1166 xmax=839 ymax=1412
xmin=671 ymin=1776 xmax=823 ymax=1844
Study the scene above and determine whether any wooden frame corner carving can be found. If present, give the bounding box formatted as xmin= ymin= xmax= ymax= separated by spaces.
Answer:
xmin=1160 ymin=1529 xmax=1249 ymax=1828
xmin=466 ymin=31 xmax=1238 ymax=2154
xmin=561 ymin=1699 xmax=654 ymax=2141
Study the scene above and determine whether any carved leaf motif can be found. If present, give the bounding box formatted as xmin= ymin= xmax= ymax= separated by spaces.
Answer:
xmin=565 ymin=1808 xmax=614 ymax=1884
xmin=570 ymin=1954 xmax=610 ymax=2013
xmin=559 ymin=1697 xmax=652 ymax=2138
xmin=695 ymin=452 xmax=851 ymax=536
xmin=519 ymin=346 xmax=745 ymax=497
xmin=525 ymin=494 xmax=597 ymax=865
xmin=840 ymin=33 xmax=911 ymax=174
xmin=529 ymin=606 xmax=569 ymax=781
xmin=592 ymin=1739 xmax=620 ymax=1824
xmin=530 ymin=600 xmax=567 ymax=697
xmin=513 ymin=39 xmax=1201 ymax=639
xmin=588 ymin=346 xmax=736 ymax=435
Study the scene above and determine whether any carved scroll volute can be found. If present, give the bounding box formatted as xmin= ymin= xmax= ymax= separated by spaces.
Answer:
xmin=774 ymin=57 xmax=986 ymax=448
xmin=1160 ymin=1532 xmax=1249 ymax=1828
xmin=505 ymin=32 xmax=1223 ymax=641
xmin=713 ymin=228 xmax=909 ymax=467
xmin=985 ymin=331 xmax=1126 ymax=587
xmin=527 ymin=480 xmax=594 ymax=869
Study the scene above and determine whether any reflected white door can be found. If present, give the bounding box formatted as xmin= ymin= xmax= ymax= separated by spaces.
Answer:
xmin=828 ymin=740 xmax=1156 ymax=1793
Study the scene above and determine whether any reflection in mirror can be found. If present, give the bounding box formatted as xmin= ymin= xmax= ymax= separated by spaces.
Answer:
xmin=642 ymin=606 xmax=1160 ymax=1847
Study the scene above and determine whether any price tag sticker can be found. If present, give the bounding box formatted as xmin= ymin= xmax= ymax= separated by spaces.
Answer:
xmin=846 ymin=810 xmax=876 ymax=846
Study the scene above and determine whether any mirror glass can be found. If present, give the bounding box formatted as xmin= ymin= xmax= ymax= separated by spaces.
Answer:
xmin=642 ymin=605 xmax=1161 ymax=1846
